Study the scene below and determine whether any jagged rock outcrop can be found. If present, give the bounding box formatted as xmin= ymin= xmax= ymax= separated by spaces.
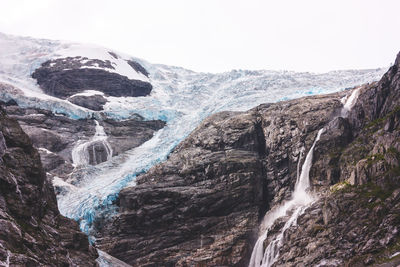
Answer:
xmin=0 ymin=106 xmax=98 ymax=266
xmin=32 ymin=57 xmax=152 ymax=100
xmin=97 ymin=53 xmax=400 ymax=266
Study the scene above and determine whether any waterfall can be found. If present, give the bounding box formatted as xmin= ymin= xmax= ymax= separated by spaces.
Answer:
xmin=249 ymin=87 xmax=361 ymax=267
xmin=341 ymin=87 xmax=360 ymax=117
xmin=71 ymin=120 xmax=113 ymax=166
xmin=249 ymin=128 xmax=324 ymax=267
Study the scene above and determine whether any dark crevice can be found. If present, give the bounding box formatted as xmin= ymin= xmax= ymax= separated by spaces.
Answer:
xmin=254 ymin=118 xmax=269 ymax=219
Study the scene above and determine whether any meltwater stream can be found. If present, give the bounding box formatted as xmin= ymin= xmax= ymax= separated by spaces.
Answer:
xmin=71 ymin=120 xmax=113 ymax=166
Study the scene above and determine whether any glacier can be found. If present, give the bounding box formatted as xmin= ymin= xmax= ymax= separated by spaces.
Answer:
xmin=0 ymin=32 xmax=388 ymax=238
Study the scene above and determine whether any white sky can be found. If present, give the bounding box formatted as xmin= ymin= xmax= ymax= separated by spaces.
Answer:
xmin=0 ymin=0 xmax=399 ymax=73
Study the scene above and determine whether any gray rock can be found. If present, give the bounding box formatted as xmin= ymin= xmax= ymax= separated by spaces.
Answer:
xmin=95 ymin=92 xmax=345 ymax=266
xmin=68 ymin=94 xmax=108 ymax=111
xmin=32 ymin=57 xmax=152 ymax=99
xmin=0 ymin=105 xmax=98 ymax=266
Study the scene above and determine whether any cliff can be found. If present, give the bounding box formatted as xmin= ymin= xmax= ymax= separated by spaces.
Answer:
xmin=272 ymin=53 xmax=400 ymax=266
xmin=0 ymin=106 xmax=98 ymax=266
xmin=96 ymin=91 xmax=346 ymax=266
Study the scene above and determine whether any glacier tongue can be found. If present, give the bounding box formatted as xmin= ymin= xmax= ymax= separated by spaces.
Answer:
xmin=0 ymin=32 xmax=389 ymax=236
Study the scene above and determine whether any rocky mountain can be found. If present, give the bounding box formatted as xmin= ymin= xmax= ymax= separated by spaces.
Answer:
xmin=1 ymin=32 xmax=385 ymax=241
xmin=0 ymin=32 xmax=396 ymax=266
xmin=273 ymin=52 xmax=400 ymax=267
xmin=94 ymin=83 xmax=347 ymax=266
xmin=96 ymin=54 xmax=400 ymax=267
xmin=0 ymin=105 xmax=98 ymax=266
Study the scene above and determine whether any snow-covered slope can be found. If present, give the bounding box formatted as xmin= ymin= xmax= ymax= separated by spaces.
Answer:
xmin=55 ymin=44 xmax=149 ymax=81
xmin=0 ymin=32 xmax=388 ymax=236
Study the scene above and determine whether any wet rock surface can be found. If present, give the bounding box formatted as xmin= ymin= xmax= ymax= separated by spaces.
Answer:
xmin=0 ymin=106 xmax=98 ymax=266
xmin=32 ymin=57 xmax=152 ymax=99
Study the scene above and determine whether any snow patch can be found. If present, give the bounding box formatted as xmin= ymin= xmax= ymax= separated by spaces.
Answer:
xmin=38 ymin=147 xmax=55 ymax=154
xmin=54 ymin=43 xmax=149 ymax=82
xmin=52 ymin=176 xmax=77 ymax=191
xmin=69 ymin=90 xmax=105 ymax=97
xmin=96 ymin=250 xmax=131 ymax=267
xmin=316 ymin=259 xmax=342 ymax=267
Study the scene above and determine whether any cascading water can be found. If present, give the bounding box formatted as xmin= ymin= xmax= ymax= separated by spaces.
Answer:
xmin=249 ymin=87 xmax=362 ymax=267
xmin=71 ymin=120 xmax=113 ymax=166
xmin=249 ymin=128 xmax=324 ymax=267
xmin=341 ymin=86 xmax=361 ymax=117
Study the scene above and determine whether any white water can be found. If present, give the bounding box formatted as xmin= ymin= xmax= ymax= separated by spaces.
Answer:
xmin=71 ymin=120 xmax=113 ymax=166
xmin=0 ymin=249 xmax=10 ymax=267
xmin=341 ymin=86 xmax=361 ymax=117
xmin=249 ymin=87 xmax=362 ymax=267
xmin=249 ymin=128 xmax=324 ymax=267
xmin=0 ymin=32 xmax=386 ymax=236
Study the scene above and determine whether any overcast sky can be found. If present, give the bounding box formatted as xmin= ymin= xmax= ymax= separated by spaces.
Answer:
xmin=0 ymin=0 xmax=399 ymax=73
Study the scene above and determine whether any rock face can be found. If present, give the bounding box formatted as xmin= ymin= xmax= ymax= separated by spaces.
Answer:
xmin=127 ymin=60 xmax=149 ymax=77
xmin=2 ymin=102 xmax=165 ymax=182
xmin=272 ymin=52 xmax=400 ymax=266
xmin=32 ymin=57 xmax=152 ymax=99
xmin=0 ymin=106 xmax=98 ymax=266
xmin=96 ymin=91 xmax=347 ymax=265
xmin=97 ymin=53 xmax=400 ymax=267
